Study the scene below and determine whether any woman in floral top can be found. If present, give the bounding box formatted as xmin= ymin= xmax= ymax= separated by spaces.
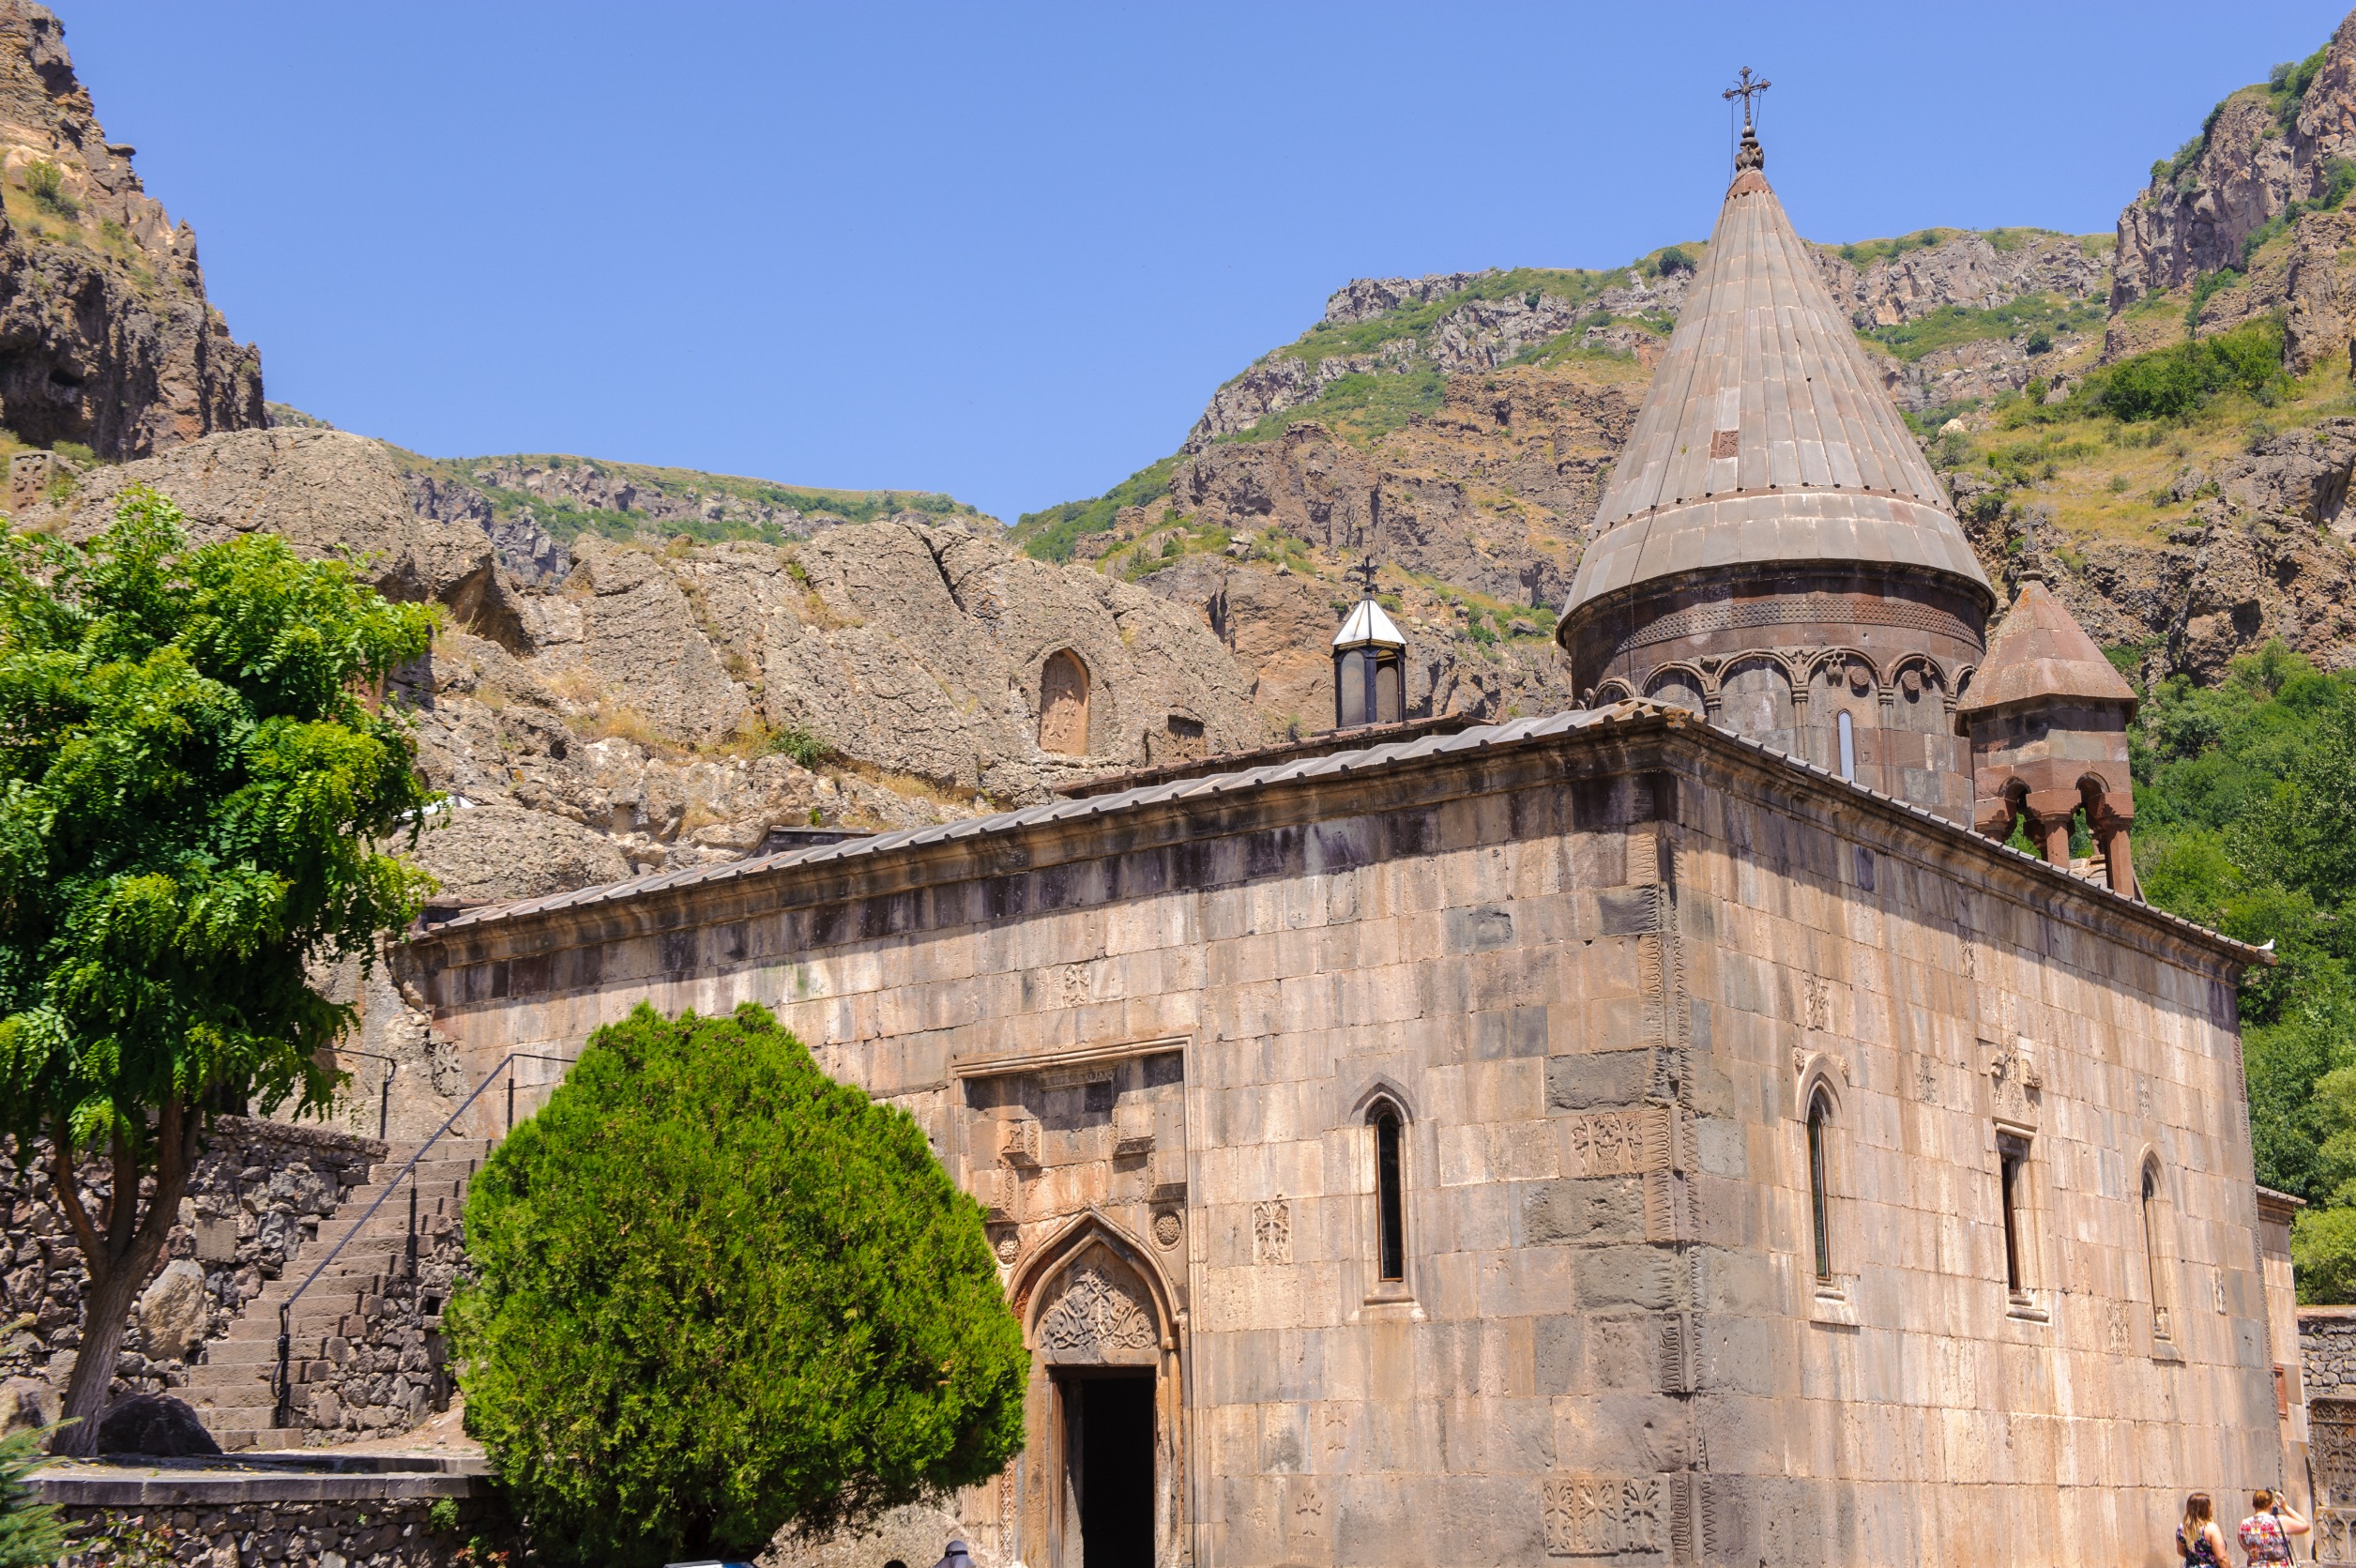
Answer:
xmin=2236 ymin=1490 xmax=2308 ymax=1564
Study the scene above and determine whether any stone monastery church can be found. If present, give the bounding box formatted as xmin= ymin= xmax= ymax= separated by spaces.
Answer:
xmin=400 ymin=116 xmax=2292 ymax=1567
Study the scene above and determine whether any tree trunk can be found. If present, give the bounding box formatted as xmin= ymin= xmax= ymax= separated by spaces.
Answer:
xmin=48 ymin=1101 xmax=196 ymax=1458
xmin=55 ymin=1256 xmax=144 ymax=1454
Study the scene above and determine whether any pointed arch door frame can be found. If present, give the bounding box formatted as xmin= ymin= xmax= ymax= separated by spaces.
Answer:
xmin=1007 ymin=1210 xmax=1190 ymax=1568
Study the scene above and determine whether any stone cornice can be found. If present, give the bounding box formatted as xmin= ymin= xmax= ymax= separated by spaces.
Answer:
xmin=400 ymin=704 xmax=2262 ymax=988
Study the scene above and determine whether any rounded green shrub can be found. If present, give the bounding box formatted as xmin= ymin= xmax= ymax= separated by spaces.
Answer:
xmin=448 ymin=1001 xmax=1027 ymax=1567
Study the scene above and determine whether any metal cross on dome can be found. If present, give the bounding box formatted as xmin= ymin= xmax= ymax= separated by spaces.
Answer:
xmin=1723 ymin=66 xmax=1771 ymax=130
xmin=1346 ymin=556 xmax=1380 ymax=598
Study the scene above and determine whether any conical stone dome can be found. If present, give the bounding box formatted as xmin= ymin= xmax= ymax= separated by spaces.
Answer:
xmin=1554 ymin=130 xmax=1994 ymax=823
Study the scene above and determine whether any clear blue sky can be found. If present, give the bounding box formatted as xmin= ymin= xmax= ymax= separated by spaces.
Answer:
xmin=58 ymin=2 xmax=2347 ymax=523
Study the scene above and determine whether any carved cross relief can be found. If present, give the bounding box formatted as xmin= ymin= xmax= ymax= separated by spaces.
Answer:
xmin=1254 ymin=1197 xmax=1292 ymax=1265
xmin=1543 ymin=1476 xmax=1664 ymax=1557
xmin=1037 ymin=1250 xmax=1160 ymax=1365
xmin=1987 ymin=1037 xmax=2044 ymax=1125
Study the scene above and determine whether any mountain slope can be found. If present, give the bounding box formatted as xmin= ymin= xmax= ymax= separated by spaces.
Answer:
xmin=0 ymin=2 xmax=260 ymax=455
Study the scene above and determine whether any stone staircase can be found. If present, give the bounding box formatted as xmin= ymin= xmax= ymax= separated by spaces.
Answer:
xmin=181 ymin=1137 xmax=491 ymax=1451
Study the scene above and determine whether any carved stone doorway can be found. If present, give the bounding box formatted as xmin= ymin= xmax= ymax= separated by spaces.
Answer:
xmin=1014 ymin=1231 xmax=1184 ymax=1568
xmin=1059 ymin=1370 xmax=1154 ymax=1568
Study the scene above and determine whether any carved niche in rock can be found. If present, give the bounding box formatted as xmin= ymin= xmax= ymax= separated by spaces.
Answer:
xmin=1035 ymin=1247 xmax=1161 ymax=1365
xmin=1039 ymin=648 xmax=1091 ymax=755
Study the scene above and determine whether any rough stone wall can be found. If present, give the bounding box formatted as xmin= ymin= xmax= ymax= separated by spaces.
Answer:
xmin=402 ymin=717 xmax=2270 ymax=1568
xmin=0 ymin=1119 xmax=380 ymax=1417
xmin=2305 ymin=1309 xmax=2356 ymax=1396
xmin=54 ymin=1492 xmax=490 ymax=1568
xmin=287 ymin=1215 xmax=469 ymax=1442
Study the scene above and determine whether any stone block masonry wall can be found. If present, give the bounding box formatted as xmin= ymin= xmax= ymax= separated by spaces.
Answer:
xmin=403 ymin=714 xmax=2272 ymax=1568
xmin=288 ymin=1205 xmax=470 ymax=1440
xmin=0 ymin=1118 xmax=383 ymax=1413
xmin=183 ymin=1137 xmax=482 ymax=1448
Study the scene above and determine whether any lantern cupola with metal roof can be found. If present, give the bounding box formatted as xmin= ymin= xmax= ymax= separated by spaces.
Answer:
xmin=1332 ymin=558 xmax=1407 ymax=729
xmin=1554 ymin=74 xmax=1996 ymax=823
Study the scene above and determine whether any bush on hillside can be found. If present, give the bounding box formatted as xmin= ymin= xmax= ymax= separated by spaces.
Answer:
xmin=20 ymin=160 xmax=72 ymax=220
xmin=448 ymin=1002 xmax=1028 ymax=1567
xmin=1652 ymin=246 xmax=1695 ymax=277
xmin=2064 ymin=319 xmax=2288 ymax=423
xmin=2122 ymin=645 xmax=2356 ymax=1299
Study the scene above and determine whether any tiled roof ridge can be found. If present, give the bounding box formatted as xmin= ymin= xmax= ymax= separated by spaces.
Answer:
xmin=413 ymin=701 xmax=2264 ymax=967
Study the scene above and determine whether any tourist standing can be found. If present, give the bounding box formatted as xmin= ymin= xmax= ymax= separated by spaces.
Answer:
xmin=2179 ymin=1493 xmax=2227 ymax=1565
xmin=2237 ymin=1490 xmax=2309 ymax=1564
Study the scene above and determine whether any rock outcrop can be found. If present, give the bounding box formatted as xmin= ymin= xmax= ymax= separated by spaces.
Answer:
xmin=53 ymin=429 xmax=497 ymax=608
xmin=2287 ymin=209 xmax=2356 ymax=374
xmin=35 ymin=430 xmax=1275 ymax=905
xmin=1815 ymin=231 xmax=2108 ymax=327
xmin=0 ymin=3 xmax=262 ymax=456
xmin=2111 ymin=11 xmax=2356 ymax=309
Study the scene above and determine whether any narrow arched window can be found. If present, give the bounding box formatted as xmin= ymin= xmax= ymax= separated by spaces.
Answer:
xmin=1835 ymin=709 xmax=1856 ymax=781
xmin=1372 ymin=1104 xmax=1405 ymax=1283
xmin=2142 ymin=1164 xmax=2173 ymax=1340
xmin=1807 ymin=1090 xmax=1833 ymax=1282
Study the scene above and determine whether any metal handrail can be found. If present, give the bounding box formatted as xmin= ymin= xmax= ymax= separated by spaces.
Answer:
xmin=331 ymin=1049 xmax=400 ymax=1141
xmin=272 ymin=1048 xmax=576 ymax=1427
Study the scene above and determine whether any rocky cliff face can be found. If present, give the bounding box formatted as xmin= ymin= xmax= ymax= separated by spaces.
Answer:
xmin=0 ymin=3 xmax=262 ymax=457
xmin=32 ymin=430 xmax=1263 ymax=905
xmin=1816 ymin=231 xmax=2108 ymax=327
xmin=2110 ymin=9 xmax=2356 ymax=315
xmin=1051 ymin=219 xmax=2116 ymax=730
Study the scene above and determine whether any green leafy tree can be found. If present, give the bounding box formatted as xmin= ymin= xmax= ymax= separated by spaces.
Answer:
xmin=2122 ymin=644 xmax=2356 ymax=1296
xmin=448 ymin=1001 xmax=1027 ymax=1568
xmin=0 ymin=488 xmax=438 ymax=1451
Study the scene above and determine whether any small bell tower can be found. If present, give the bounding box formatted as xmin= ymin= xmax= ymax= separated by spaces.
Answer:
xmin=1332 ymin=557 xmax=1406 ymax=730
xmin=1959 ymin=573 xmax=2139 ymax=896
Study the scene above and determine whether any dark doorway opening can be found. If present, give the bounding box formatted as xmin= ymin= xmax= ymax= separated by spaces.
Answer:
xmin=1064 ymin=1372 xmax=1154 ymax=1568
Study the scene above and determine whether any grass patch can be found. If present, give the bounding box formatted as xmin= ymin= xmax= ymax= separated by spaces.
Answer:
xmin=1509 ymin=328 xmax=1660 ymax=369
xmin=1277 ymin=258 xmax=1699 ymax=371
xmin=1013 ymin=454 xmax=1182 ymax=563
xmin=1864 ymin=294 xmax=2105 ymax=362
xmin=389 ymin=449 xmax=981 ymax=551
xmin=23 ymin=160 xmax=74 ymax=220
xmin=1223 ymin=366 xmax=1448 ymax=447
xmin=1835 ymin=229 xmax=1958 ymax=268
xmin=762 ymin=724 xmax=831 ymax=769
xmin=1937 ymin=337 xmax=2356 ymax=547
xmin=2001 ymin=318 xmax=2288 ymax=428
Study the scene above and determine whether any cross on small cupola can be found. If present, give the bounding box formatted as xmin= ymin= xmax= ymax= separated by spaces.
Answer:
xmin=1331 ymin=557 xmax=1406 ymax=731
xmin=1724 ymin=66 xmax=1770 ymax=172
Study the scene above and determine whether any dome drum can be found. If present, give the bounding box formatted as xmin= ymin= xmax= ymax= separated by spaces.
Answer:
xmin=1566 ymin=563 xmax=1985 ymax=821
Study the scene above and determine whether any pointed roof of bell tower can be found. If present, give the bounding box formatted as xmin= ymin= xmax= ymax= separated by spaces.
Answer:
xmin=1559 ymin=121 xmax=1992 ymax=630
xmin=1957 ymin=574 xmax=2136 ymax=716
